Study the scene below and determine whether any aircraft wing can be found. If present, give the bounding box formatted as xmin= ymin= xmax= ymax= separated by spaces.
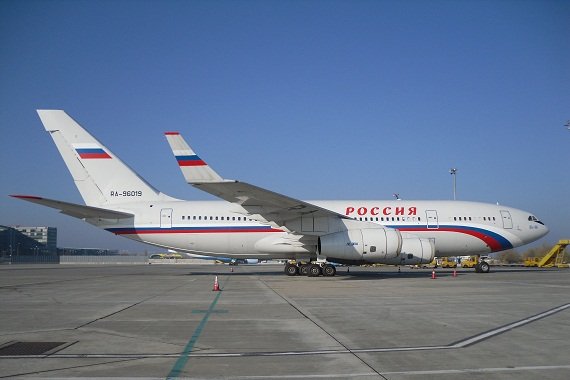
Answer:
xmin=164 ymin=132 xmax=347 ymax=224
xmin=11 ymin=195 xmax=134 ymax=219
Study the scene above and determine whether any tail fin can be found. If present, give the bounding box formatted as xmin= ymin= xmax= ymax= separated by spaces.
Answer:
xmin=164 ymin=132 xmax=224 ymax=183
xmin=37 ymin=110 xmax=172 ymax=206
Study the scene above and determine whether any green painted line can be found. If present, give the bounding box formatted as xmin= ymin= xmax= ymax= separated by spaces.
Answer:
xmin=192 ymin=309 xmax=227 ymax=314
xmin=166 ymin=290 xmax=223 ymax=379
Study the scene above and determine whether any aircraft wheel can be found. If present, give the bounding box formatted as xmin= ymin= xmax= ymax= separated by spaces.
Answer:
xmin=322 ymin=264 xmax=336 ymax=277
xmin=308 ymin=264 xmax=322 ymax=277
xmin=474 ymin=263 xmax=482 ymax=273
xmin=479 ymin=261 xmax=490 ymax=273
xmin=299 ymin=264 xmax=309 ymax=276
xmin=285 ymin=263 xmax=299 ymax=276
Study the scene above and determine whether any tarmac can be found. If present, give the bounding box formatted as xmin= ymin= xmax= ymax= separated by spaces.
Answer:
xmin=0 ymin=263 xmax=569 ymax=379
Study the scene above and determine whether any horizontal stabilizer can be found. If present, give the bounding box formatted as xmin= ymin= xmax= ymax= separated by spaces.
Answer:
xmin=10 ymin=195 xmax=134 ymax=219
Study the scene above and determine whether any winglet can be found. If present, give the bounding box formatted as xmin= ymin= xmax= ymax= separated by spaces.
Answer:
xmin=164 ymin=132 xmax=224 ymax=183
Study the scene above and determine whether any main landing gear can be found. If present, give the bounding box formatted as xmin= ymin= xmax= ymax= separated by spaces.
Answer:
xmin=284 ymin=262 xmax=337 ymax=277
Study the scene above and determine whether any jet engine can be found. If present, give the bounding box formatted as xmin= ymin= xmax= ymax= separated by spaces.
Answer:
xmin=317 ymin=226 xmax=402 ymax=264
xmin=387 ymin=237 xmax=435 ymax=265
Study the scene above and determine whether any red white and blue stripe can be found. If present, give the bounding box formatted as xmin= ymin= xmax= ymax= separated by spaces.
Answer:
xmin=175 ymin=155 xmax=206 ymax=167
xmin=106 ymin=224 xmax=512 ymax=252
xmin=395 ymin=225 xmax=513 ymax=252
xmin=106 ymin=225 xmax=283 ymax=235
xmin=75 ymin=148 xmax=111 ymax=159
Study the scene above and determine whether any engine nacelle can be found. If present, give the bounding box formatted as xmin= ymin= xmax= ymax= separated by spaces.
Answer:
xmin=318 ymin=227 xmax=402 ymax=264
xmin=383 ymin=237 xmax=435 ymax=265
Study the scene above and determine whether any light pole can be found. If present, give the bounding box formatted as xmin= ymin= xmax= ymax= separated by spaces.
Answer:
xmin=449 ymin=168 xmax=457 ymax=200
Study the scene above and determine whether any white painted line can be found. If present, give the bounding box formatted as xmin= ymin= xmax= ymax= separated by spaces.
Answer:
xmin=230 ymin=373 xmax=379 ymax=379
xmin=382 ymin=364 xmax=570 ymax=376
xmin=451 ymin=303 xmax=570 ymax=348
xmin=3 ymin=304 xmax=568 ymax=361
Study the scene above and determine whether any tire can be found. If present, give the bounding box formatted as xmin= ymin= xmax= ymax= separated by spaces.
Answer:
xmin=299 ymin=264 xmax=309 ymax=276
xmin=285 ymin=264 xmax=298 ymax=276
xmin=322 ymin=264 xmax=336 ymax=277
xmin=308 ymin=264 xmax=322 ymax=277
xmin=480 ymin=261 xmax=490 ymax=273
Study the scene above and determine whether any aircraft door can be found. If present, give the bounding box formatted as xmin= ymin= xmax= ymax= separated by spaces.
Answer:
xmin=500 ymin=210 xmax=513 ymax=229
xmin=426 ymin=210 xmax=439 ymax=229
xmin=160 ymin=208 xmax=173 ymax=228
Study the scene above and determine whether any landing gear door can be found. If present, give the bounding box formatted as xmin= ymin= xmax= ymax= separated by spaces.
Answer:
xmin=500 ymin=210 xmax=513 ymax=229
xmin=160 ymin=208 xmax=173 ymax=229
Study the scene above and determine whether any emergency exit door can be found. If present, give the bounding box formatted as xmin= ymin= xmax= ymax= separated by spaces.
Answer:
xmin=160 ymin=208 xmax=173 ymax=228
xmin=500 ymin=210 xmax=513 ymax=229
xmin=426 ymin=210 xmax=439 ymax=229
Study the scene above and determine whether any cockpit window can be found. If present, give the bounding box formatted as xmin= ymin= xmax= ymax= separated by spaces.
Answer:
xmin=528 ymin=215 xmax=544 ymax=225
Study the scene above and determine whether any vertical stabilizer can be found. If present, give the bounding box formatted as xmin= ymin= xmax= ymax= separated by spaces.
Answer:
xmin=37 ymin=110 xmax=170 ymax=206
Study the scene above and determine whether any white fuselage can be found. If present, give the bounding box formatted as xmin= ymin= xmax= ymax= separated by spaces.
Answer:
xmin=92 ymin=199 xmax=548 ymax=260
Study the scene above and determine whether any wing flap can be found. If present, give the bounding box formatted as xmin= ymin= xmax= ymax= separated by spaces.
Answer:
xmin=11 ymin=195 xmax=134 ymax=219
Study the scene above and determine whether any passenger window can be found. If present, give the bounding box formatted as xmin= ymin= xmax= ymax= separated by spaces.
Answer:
xmin=370 ymin=246 xmax=376 ymax=253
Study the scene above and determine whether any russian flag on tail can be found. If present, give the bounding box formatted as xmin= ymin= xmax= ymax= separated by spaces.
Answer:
xmin=75 ymin=148 xmax=111 ymax=159
xmin=175 ymin=154 xmax=206 ymax=167
xmin=73 ymin=144 xmax=111 ymax=159
xmin=165 ymin=131 xmax=223 ymax=182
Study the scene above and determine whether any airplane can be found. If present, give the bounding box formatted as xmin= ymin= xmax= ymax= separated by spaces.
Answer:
xmin=151 ymin=250 xmax=259 ymax=265
xmin=11 ymin=110 xmax=549 ymax=277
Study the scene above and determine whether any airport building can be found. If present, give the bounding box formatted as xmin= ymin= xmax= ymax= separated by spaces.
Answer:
xmin=0 ymin=225 xmax=57 ymax=257
xmin=58 ymin=247 xmax=119 ymax=256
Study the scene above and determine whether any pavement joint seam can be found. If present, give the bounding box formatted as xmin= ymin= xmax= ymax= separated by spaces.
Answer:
xmin=258 ymin=278 xmax=389 ymax=380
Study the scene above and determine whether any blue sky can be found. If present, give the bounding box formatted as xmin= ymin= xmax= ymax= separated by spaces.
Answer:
xmin=1 ymin=0 xmax=568 ymax=252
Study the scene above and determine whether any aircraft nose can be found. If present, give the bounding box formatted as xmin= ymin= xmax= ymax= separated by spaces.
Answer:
xmin=531 ymin=222 xmax=549 ymax=241
xmin=540 ymin=223 xmax=550 ymax=238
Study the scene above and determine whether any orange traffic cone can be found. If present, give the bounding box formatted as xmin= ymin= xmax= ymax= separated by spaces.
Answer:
xmin=213 ymin=276 xmax=221 ymax=291
xmin=431 ymin=270 xmax=437 ymax=279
